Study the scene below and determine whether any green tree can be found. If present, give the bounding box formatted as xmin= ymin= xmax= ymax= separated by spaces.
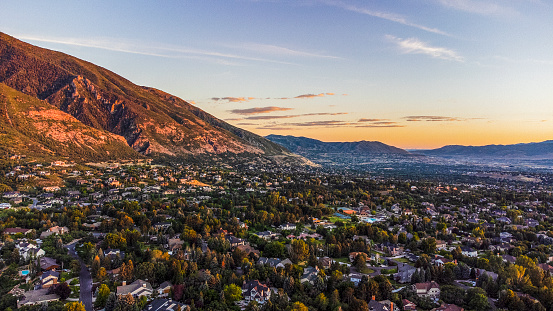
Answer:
xmin=223 ymin=284 xmax=243 ymax=303
xmin=290 ymin=239 xmax=309 ymax=263
xmin=95 ymin=284 xmax=111 ymax=308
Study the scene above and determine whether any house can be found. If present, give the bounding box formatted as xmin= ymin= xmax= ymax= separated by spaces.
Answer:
xmin=236 ymin=244 xmax=260 ymax=257
xmin=117 ymin=279 xmax=154 ymax=298
xmin=367 ymin=296 xmax=397 ymax=311
xmin=257 ymin=257 xmax=292 ymax=268
xmin=413 ymin=281 xmax=440 ymax=298
xmin=104 ymin=249 xmax=125 ymax=260
xmin=17 ymin=288 xmax=60 ymax=307
xmin=242 ymin=280 xmax=271 ymax=304
xmin=319 ymin=257 xmax=334 ymax=269
xmin=461 ymin=247 xmax=478 ymax=257
xmin=395 ymin=263 xmax=417 ymax=283
xmin=435 ymin=304 xmax=464 ymax=311
xmin=502 ymin=254 xmax=517 ymax=264
xmin=157 ymin=281 xmax=172 ymax=298
xmin=145 ymin=298 xmax=187 ymax=311
xmin=349 ymin=272 xmax=363 ymax=286
xmin=255 ymin=231 xmax=280 ymax=241
xmin=16 ymin=242 xmax=45 ymax=260
xmin=3 ymin=227 xmax=33 ymax=235
xmin=166 ymin=238 xmax=184 ymax=254
xmin=226 ymin=235 xmax=246 ymax=248
xmin=300 ymin=266 xmax=319 ymax=284
xmin=436 ymin=240 xmax=447 ymax=250
xmin=402 ymin=299 xmax=417 ymax=311
xmin=38 ymin=256 xmax=59 ymax=271
xmin=40 ymin=226 xmax=69 ymax=239
xmin=278 ymin=223 xmax=296 ymax=231
xmin=40 ymin=270 xmax=59 ymax=288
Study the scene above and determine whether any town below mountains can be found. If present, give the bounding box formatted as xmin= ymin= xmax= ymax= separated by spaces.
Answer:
xmin=0 ymin=158 xmax=552 ymax=311
xmin=1 ymin=31 xmax=553 ymax=311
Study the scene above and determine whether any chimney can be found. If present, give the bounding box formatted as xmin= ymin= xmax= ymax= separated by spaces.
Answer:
xmin=122 ymin=281 xmax=126 ymax=286
xmin=390 ymin=302 xmax=394 ymax=311
xmin=372 ymin=295 xmax=376 ymax=301
xmin=143 ymin=283 xmax=146 ymax=288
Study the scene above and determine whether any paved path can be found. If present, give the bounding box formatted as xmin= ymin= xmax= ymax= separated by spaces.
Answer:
xmin=65 ymin=241 xmax=93 ymax=311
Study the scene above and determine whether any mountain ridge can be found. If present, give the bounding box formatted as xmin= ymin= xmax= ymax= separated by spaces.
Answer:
xmin=416 ymin=140 xmax=553 ymax=158
xmin=266 ymin=134 xmax=410 ymax=155
xmin=0 ymin=32 xmax=300 ymax=163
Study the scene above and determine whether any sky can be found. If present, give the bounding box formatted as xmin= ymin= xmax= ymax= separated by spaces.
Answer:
xmin=1 ymin=0 xmax=552 ymax=149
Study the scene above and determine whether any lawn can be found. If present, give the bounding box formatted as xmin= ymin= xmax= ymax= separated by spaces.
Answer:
xmin=394 ymin=257 xmax=411 ymax=264
xmin=333 ymin=257 xmax=350 ymax=264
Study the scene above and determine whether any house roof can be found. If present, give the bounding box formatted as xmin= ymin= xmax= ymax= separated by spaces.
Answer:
xmin=145 ymin=298 xmax=186 ymax=311
xmin=117 ymin=279 xmax=153 ymax=296
xmin=39 ymin=257 xmax=59 ymax=270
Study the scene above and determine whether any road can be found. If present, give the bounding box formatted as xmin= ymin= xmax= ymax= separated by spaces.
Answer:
xmin=65 ymin=241 xmax=93 ymax=311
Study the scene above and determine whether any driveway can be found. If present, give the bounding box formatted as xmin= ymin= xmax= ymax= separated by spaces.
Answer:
xmin=65 ymin=241 xmax=93 ymax=311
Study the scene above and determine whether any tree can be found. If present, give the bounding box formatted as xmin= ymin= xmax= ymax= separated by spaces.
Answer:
xmin=95 ymin=284 xmax=110 ymax=308
xmin=64 ymin=302 xmax=85 ymax=311
xmin=349 ymin=298 xmax=369 ymax=311
xmin=289 ymin=302 xmax=308 ymax=311
xmin=465 ymin=288 xmax=490 ymax=311
xmin=53 ymin=282 xmax=72 ymax=300
xmin=354 ymin=253 xmax=368 ymax=272
xmin=224 ymin=284 xmax=243 ymax=303
xmin=290 ymin=239 xmax=309 ymax=263
xmin=105 ymin=292 xmax=117 ymax=311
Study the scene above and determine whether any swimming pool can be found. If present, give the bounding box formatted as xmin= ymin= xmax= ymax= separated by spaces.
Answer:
xmin=20 ymin=270 xmax=29 ymax=276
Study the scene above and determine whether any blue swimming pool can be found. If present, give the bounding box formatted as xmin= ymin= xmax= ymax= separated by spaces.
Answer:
xmin=20 ymin=270 xmax=29 ymax=276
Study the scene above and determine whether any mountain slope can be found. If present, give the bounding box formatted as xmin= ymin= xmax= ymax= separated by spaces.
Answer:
xmin=417 ymin=141 xmax=553 ymax=158
xmin=0 ymin=82 xmax=139 ymax=161
xmin=0 ymin=32 xmax=294 ymax=162
xmin=266 ymin=135 xmax=410 ymax=155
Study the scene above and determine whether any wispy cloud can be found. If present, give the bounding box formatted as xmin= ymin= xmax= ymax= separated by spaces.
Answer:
xmin=17 ymin=34 xmax=298 ymax=66
xmin=386 ymin=35 xmax=464 ymax=62
xmin=435 ymin=0 xmax=517 ymax=16
xmin=245 ymin=112 xmax=348 ymax=120
xmin=230 ymin=106 xmax=294 ymax=115
xmin=404 ymin=115 xmax=464 ymax=121
xmin=359 ymin=118 xmax=388 ymax=122
xmin=321 ymin=0 xmax=450 ymax=36
xmin=294 ymin=93 xmax=337 ymax=99
xmin=234 ymin=43 xmax=341 ymax=59
xmin=212 ymin=97 xmax=256 ymax=103
xmin=258 ymin=118 xmax=403 ymax=128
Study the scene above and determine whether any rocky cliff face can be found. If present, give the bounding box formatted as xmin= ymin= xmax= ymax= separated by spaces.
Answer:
xmin=0 ymin=32 xmax=296 ymax=163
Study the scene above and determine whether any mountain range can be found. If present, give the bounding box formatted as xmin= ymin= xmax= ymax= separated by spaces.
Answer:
xmin=0 ymin=32 xmax=301 ymax=164
xmin=266 ymin=135 xmax=410 ymax=156
xmin=415 ymin=140 xmax=553 ymax=158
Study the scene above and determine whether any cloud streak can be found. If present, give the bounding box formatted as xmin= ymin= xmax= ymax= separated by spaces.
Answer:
xmin=212 ymin=97 xmax=256 ymax=103
xmin=17 ymin=34 xmax=299 ymax=66
xmin=435 ymin=0 xmax=517 ymax=16
xmin=322 ymin=0 xmax=450 ymax=36
xmin=387 ymin=35 xmax=464 ymax=62
xmin=245 ymin=112 xmax=348 ymax=120
xmin=404 ymin=115 xmax=464 ymax=122
xmin=230 ymin=106 xmax=293 ymax=115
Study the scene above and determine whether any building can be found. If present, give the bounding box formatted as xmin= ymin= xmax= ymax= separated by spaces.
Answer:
xmin=158 ymin=281 xmax=172 ymax=298
xmin=145 ymin=298 xmax=187 ymax=311
xmin=38 ymin=256 xmax=59 ymax=271
xmin=40 ymin=270 xmax=59 ymax=288
xmin=242 ymin=280 xmax=271 ymax=304
xmin=40 ymin=226 xmax=69 ymax=239
xmin=3 ymin=227 xmax=33 ymax=235
xmin=395 ymin=263 xmax=417 ymax=283
xmin=413 ymin=281 xmax=440 ymax=298
xmin=402 ymin=299 xmax=417 ymax=311
xmin=117 ymin=279 xmax=154 ymax=298
xmin=17 ymin=288 xmax=59 ymax=307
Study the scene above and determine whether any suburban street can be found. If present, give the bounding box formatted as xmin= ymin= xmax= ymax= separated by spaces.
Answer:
xmin=65 ymin=241 xmax=93 ymax=311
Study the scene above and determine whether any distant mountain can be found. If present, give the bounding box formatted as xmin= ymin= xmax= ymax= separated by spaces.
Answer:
xmin=0 ymin=32 xmax=302 ymax=164
xmin=266 ymin=135 xmax=410 ymax=156
xmin=417 ymin=141 xmax=553 ymax=158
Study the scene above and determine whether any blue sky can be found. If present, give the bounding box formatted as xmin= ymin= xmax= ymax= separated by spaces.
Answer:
xmin=1 ymin=0 xmax=552 ymax=148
